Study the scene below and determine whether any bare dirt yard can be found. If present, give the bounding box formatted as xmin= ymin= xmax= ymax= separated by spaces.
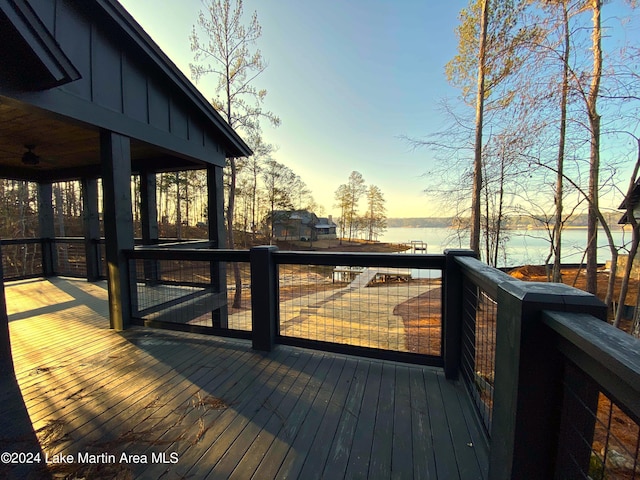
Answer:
xmin=509 ymin=264 xmax=639 ymax=330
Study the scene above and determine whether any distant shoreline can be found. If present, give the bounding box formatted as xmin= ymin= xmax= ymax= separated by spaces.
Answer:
xmin=386 ymin=213 xmax=624 ymax=230
xmin=386 ymin=224 xmax=619 ymax=231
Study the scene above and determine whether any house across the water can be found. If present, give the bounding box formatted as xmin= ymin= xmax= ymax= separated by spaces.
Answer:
xmin=267 ymin=210 xmax=337 ymax=241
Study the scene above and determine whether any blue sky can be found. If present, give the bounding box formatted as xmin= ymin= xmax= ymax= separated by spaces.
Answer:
xmin=118 ymin=0 xmax=468 ymax=217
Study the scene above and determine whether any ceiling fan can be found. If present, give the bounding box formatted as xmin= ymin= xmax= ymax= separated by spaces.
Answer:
xmin=22 ymin=144 xmax=40 ymax=166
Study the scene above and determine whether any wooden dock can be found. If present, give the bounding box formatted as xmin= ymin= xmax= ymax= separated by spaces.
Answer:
xmin=333 ymin=267 xmax=412 ymax=287
xmin=3 ymin=277 xmax=488 ymax=479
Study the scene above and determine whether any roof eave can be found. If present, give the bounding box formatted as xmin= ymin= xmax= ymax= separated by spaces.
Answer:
xmin=0 ymin=0 xmax=81 ymax=89
xmin=97 ymin=0 xmax=252 ymax=158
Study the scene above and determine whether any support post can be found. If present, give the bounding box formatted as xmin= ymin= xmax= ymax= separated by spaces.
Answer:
xmin=101 ymin=130 xmax=134 ymax=331
xmin=251 ymin=245 xmax=278 ymax=351
xmin=208 ymin=165 xmax=228 ymax=328
xmin=82 ymin=176 xmax=101 ymax=281
xmin=140 ymin=170 xmax=159 ymax=284
xmin=443 ymin=249 xmax=476 ymax=379
xmin=488 ymin=281 xmax=607 ymax=479
xmin=0 ymin=243 xmax=13 ymax=376
xmin=38 ymin=182 xmax=56 ymax=277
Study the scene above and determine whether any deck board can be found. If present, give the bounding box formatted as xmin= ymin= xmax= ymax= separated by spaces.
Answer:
xmin=344 ymin=360 xmax=381 ymax=479
xmin=4 ymin=277 xmax=488 ymax=479
xmin=393 ymin=365 xmax=416 ymax=479
xmin=409 ymin=367 xmax=437 ymax=479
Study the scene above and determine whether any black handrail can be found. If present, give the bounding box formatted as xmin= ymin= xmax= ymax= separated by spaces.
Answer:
xmin=542 ymin=310 xmax=640 ymax=424
xmin=274 ymin=250 xmax=447 ymax=269
xmin=0 ymin=238 xmax=41 ymax=245
xmin=125 ymin=247 xmax=250 ymax=263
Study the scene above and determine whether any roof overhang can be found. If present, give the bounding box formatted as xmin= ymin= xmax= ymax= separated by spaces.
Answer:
xmin=0 ymin=0 xmax=81 ymax=90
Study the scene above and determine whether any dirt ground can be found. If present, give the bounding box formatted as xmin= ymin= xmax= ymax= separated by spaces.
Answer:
xmin=509 ymin=264 xmax=639 ymax=330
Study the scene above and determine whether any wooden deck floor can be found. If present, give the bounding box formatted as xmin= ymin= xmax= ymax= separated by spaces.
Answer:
xmin=3 ymin=277 xmax=488 ymax=479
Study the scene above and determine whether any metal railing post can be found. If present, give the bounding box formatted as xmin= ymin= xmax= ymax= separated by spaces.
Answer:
xmin=488 ymin=280 xmax=607 ymax=480
xmin=250 ymin=246 xmax=279 ymax=351
xmin=443 ymin=249 xmax=476 ymax=379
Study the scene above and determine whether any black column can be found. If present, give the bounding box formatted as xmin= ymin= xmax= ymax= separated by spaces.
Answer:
xmin=140 ymin=170 xmax=159 ymax=245
xmin=82 ymin=176 xmax=101 ymax=281
xmin=38 ymin=182 xmax=56 ymax=277
xmin=488 ymin=282 xmax=607 ymax=479
xmin=251 ymin=245 xmax=279 ymax=351
xmin=207 ymin=165 xmax=228 ymax=328
xmin=443 ymin=249 xmax=477 ymax=379
xmin=140 ymin=170 xmax=159 ymax=284
xmin=0 ymin=243 xmax=13 ymax=375
xmin=101 ymin=131 xmax=134 ymax=330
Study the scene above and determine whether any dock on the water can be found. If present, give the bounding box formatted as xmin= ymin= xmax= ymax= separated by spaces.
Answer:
xmin=332 ymin=267 xmax=412 ymax=288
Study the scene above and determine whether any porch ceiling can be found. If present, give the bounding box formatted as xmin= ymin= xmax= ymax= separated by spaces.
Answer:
xmin=0 ymin=100 xmax=202 ymax=182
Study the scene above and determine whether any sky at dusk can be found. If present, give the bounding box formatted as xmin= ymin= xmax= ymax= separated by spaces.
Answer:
xmin=118 ymin=0 xmax=469 ymax=218
xmin=117 ymin=1 xmax=638 ymax=220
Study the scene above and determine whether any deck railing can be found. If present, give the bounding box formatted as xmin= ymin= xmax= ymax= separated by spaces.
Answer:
xmin=125 ymin=245 xmax=446 ymax=365
xmin=271 ymin=248 xmax=445 ymax=364
xmin=0 ymin=237 xmax=106 ymax=280
xmin=0 ymin=238 xmax=43 ymax=280
xmin=127 ymin=246 xmax=252 ymax=338
xmin=446 ymin=253 xmax=640 ymax=479
xmin=543 ymin=311 xmax=640 ymax=479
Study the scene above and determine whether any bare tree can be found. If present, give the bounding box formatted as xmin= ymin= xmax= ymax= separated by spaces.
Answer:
xmin=445 ymin=0 xmax=536 ymax=257
xmin=585 ymin=0 xmax=603 ymax=294
xmin=364 ymin=185 xmax=387 ymax=242
xmin=262 ymin=160 xmax=294 ymax=242
xmin=190 ymin=0 xmax=279 ymax=307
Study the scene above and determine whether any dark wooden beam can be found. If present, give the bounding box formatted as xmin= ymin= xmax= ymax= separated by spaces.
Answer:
xmin=0 ymin=243 xmax=12 ymax=375
xmin=139 ymin=170 xmax=159 ymax=284
xmin=101 ymin=130 xmax=134 ymax=330
xmin=251 ymin=246 xmax=279 ymax=351
xmin=82 ymin=176 xmax=101 ymax=281
xmin=139 ymin=170 xmax=158 ymax=244
xmin=207 ymin=164 xmax=227 ymax=327
xmin=37 ymin=181 xmax=55 ymax=276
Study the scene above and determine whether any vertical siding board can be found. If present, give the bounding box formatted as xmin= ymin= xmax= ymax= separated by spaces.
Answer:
xmin=91 ymin=30 xmax=122 ymax=112
xmin=148 ymin=79 xmax=170 ymax=132
xmin=169 ymin=98 xmax=188 ymax=139
xmin=55 ymin=2 xmax=91 ymax=99
xmin=122 ymin=55 xmax=148 ymax=123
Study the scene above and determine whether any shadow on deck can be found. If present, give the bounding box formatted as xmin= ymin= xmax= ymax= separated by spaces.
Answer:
xmin=4 ymin=278 xmax=488 ymax=479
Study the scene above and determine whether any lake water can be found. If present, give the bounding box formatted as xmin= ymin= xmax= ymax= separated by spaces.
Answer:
xmin=379 ymin=226 xmax=630 ymax=268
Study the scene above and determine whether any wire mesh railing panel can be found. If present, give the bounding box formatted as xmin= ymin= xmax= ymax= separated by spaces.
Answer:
xmin=225 ymin=261 xmax=252 ymax=331
xmin=461 ymin=276 xmax=497 ymax=437
xmin=558 ymin=361 xmax=640 ymax=480
xmin=1 ymin=241 xmax=42 ymax=279
xmin=54 ymin=241 xmax=87 ymax=277
xmin=130 ymin=258 xmax=251 ymax=331
xmin=278 ymin=263 xmax=442 ymax=355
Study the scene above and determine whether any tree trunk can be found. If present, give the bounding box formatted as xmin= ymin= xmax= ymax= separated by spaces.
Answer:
xmin=586 ymin=0 xmax=602 ymax=295
xmin=493 ymin=154 xmax=506 ymax=268
xmin=553 ymin=3 xmax=570 ymax=283
xmin=470 ymin=0 xmax=489 ymax=257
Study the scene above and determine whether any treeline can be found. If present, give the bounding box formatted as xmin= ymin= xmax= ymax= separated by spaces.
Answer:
xmin=0 ymin=161 xmax=319 ymax=244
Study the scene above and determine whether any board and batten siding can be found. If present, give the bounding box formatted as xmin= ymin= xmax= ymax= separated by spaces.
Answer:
xmin=11 ymin=0 xmax=227 ymax=167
